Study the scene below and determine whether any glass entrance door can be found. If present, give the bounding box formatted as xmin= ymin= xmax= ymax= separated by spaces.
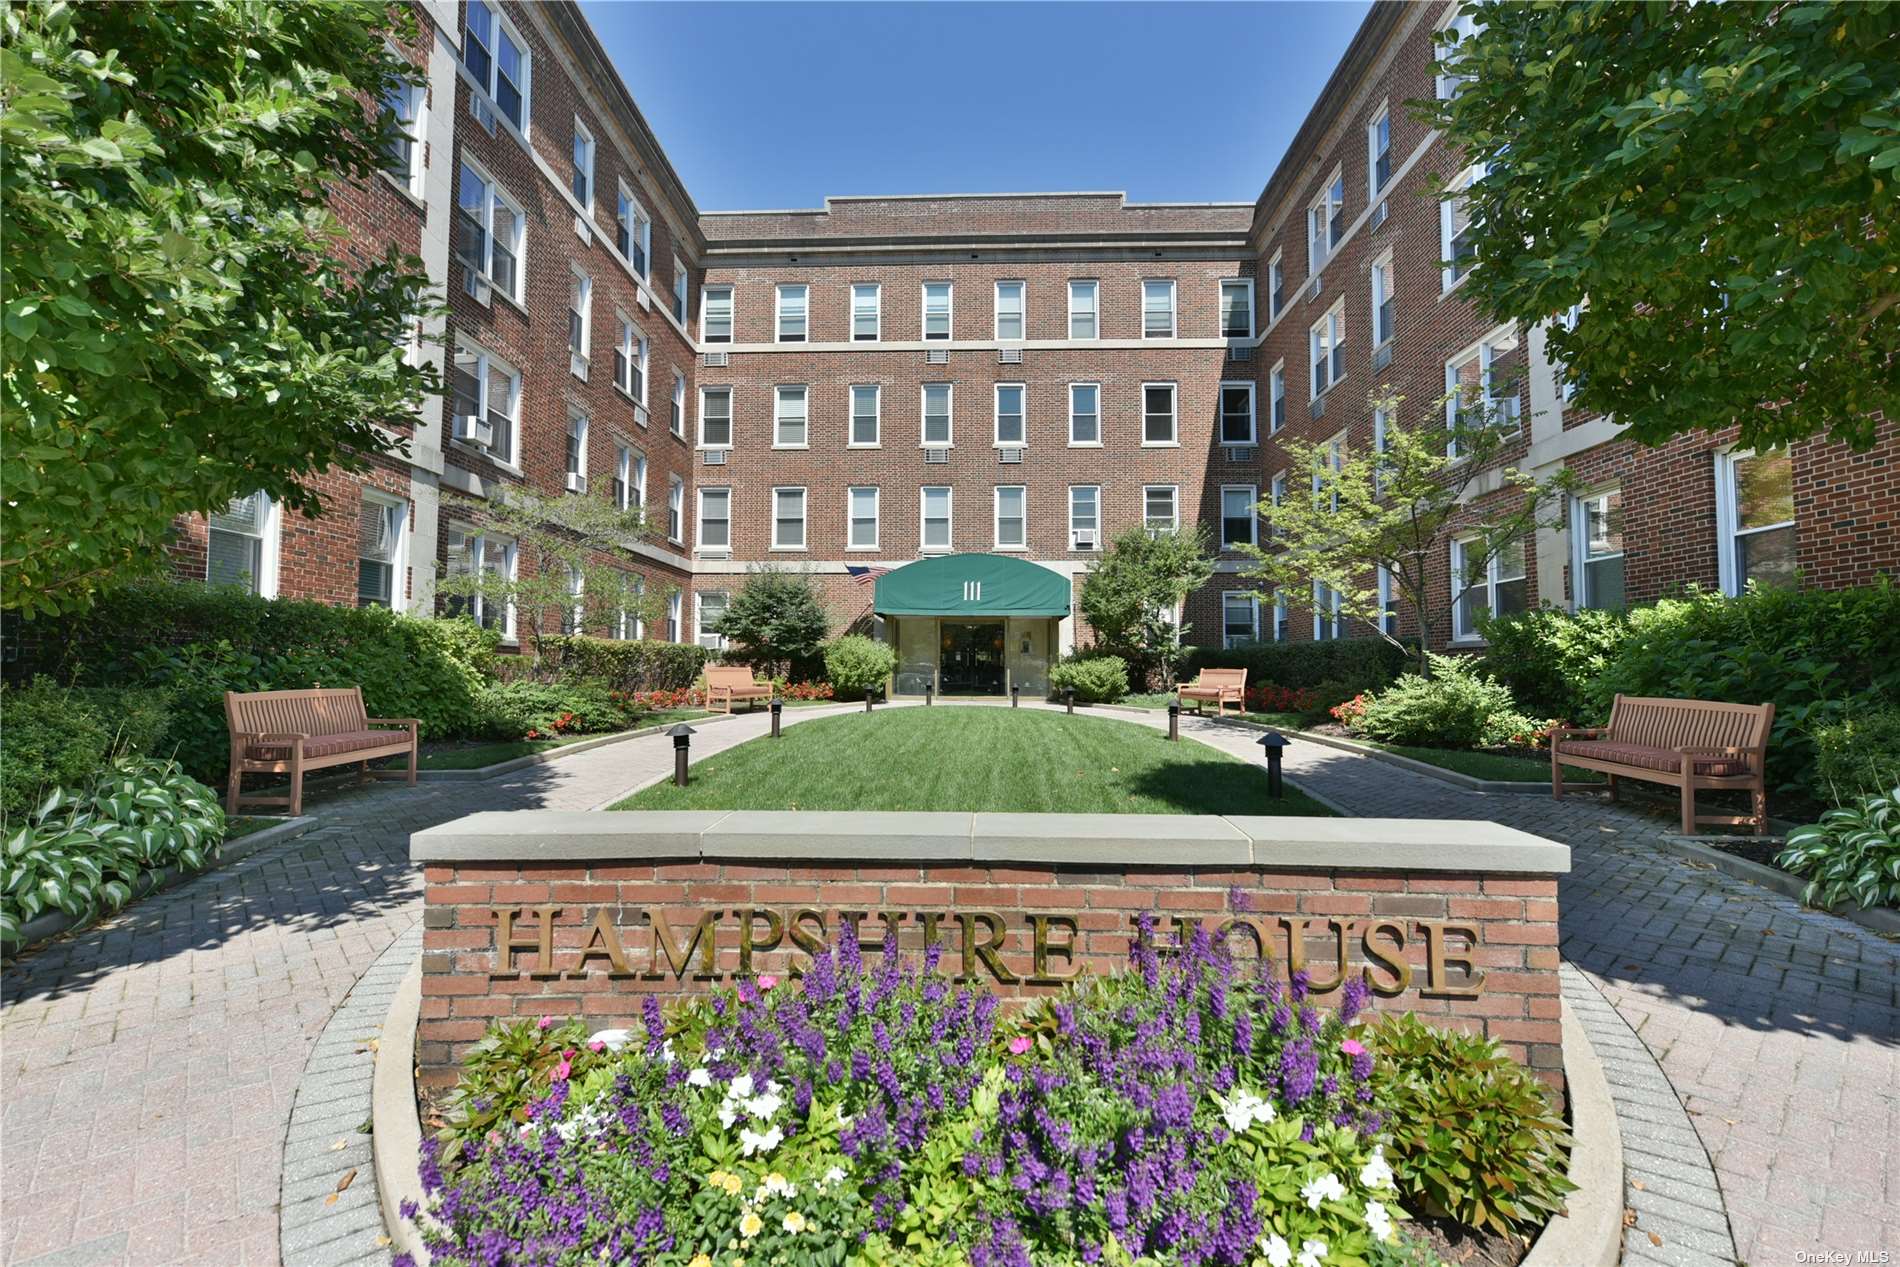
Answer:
xmin=940 ymin=620 xmax=1006 ymax=695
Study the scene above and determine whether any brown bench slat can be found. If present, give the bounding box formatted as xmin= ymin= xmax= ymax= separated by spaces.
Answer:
xmin=1552 ymin=694 xmax=1773 ymax=835
xmin=1179 ymin=668 xmax=1247 ymax=718
xmin=224 ymin=687 xmax=418 ymax=817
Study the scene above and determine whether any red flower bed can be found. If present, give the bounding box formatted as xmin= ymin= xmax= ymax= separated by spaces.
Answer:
xmin=1246 ymin=684 xmax=1319 ymax=714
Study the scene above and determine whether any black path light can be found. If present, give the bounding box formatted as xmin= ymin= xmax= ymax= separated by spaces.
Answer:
xmin=670 ymin=723 xmax=696 ymax=787
xmin=1064 ymin=686 xmax=1075 ymax=715
xmin=769 ymin=699 xmax=783 ymax=738
xmin=1257 ymin=731 xmax=1290 ymax=799
xmin=1167 ymin=700 xmax=1181 ymax=742
xmin=865 ymin=684 xmax=882 ymax=713
xmin=1010 ymin=683 xmax=1021 ymax=708
xmin=924 ymin=684 xmax=933 ymax=707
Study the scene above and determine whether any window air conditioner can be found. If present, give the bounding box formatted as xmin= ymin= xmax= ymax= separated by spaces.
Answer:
xmin=998 ymin=347 xmax=1023 ymax=365
xmin=469 ymin=94 xmax=497 ymax=136
xmin=565 ymin=472 xmax=588 ymax=494
xmin=703 ymin=448 xmax=728 ymax=465
xmin=702 ymin=350 xmax=728 ymax=367
xmin=1072 ymin=529 xmax=1097 ymax=551
xmin=997 ymin=447 xmax=1023 ymax=464
xmin=926 ymin=348 xmax=949 ymax=365
xmin=453 ymin=415 xmax=492 ymax=447
xmin=1370 ymin=201 xmax=1389 ymax=230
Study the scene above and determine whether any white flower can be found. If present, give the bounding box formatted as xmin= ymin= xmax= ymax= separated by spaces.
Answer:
xmin=822 ymin=1165 xmax=847 ymax=1186
xmin=729 ymin=1073 xmax=755 ymax=1099
xmin=1296 ymin=1239 xmax=1328 ymax=1267
xmin=716 ymin=1101 xmax=738 ymax=1129
xmin=1364 ymin=1200 xmax=1394 ymax=1243
xmin=1359 ymin=1147 xmax=1394 ymax=1190
xmin=763 ymin=1173 xmax=796 ymax=1198
xmin=738 ymin=1124 xmax=783 ymax=1156
xmin=1300 ymin=1172 xmax=1346 ymax=1210
xmin=660 ymin=1038 xmax=675 ymax=1064
xmin=1217 ymin=1089 xmax=1276 ymax=1134
xmin=589 ymin=1028 xmax=632 ymax=1052
xmin=687 ymin=1066 xmax=713 ymax=1089
xmin=1259 ymin=1233 xmax=1292 ymax=1267
xmin=743 ymin=1091 xmax=784 ymax=1120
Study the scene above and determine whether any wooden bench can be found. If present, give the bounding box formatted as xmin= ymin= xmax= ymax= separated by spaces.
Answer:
xmin=1178 ymin=668 xmax=1248 ymax=718
xmin=704 ymin=665 xmax=774 ymax=714
xmin=224 ymin=687 xmax=418 ymax=817
xmin=1550 ymin=694 xmax=1775 ymax=835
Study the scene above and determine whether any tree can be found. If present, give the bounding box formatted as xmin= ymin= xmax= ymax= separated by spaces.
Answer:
xmin=435 ymin=487 xmax=659 ymax=663
xmin=1078 ymin=524 xmax=1216 ymax=689
xmin=712 ymin=568 xmax=832 ymax=678
xmin=1425 ymin=1 xmax=1899 ymax=453
xmin=1 ymin=1 xmax=438 ymax=616
xmin=1239 ymin=395 xmax=1572 ymax=675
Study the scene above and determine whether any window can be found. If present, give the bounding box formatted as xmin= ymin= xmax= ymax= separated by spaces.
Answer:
xmin=772 ymin=487 xmax=807 ymax=549
xmin=1308 ymin=171 xmax=1344 ymax=273
xmin=633 ymin=454 xmax=648 ymax=508
xmin=1222 ymin=593 xmax=1259 ymax=649
xmin=615 ymin=184 xmax=649 ymax=274
xmin=699 ymin=386 xmax=732 ymax=448
xmin=1717 ymin=450 xmax=1796 ymax=595
xmin=994 ymin=281 xmax=1026 ymax=341
xmin=1376 ymin=567 xmax=1398 ymax=636
xmin=1068 ymin=383 xmax=1100 ymax=445
xmin=994 ymin=486 xmax=1026 ymax=549
xmin=564 ymin=411 xmax=588 ymax=490
xmin=1220 ymin=485 xmax=1257 ymax=549
xmin=994 ymin=383 xmax=1025 ymax=446
xmin=922 ymin=383 xmax=952 ymax=446
xmin=380 ymin=77 xmax=425 ymax=197
xmin=208 ymin=493 xmax=278 ymax=597
xmin=613 ymin=446 xmax=633 ymax=511
xmin=852 ymin=283 xmax=880 ymax=341
xmin=1451 ymin=537 xmax=1527 ymax=640
xmin=667 ymin=476 xmax=684 ymax=544
xmin=1068 ymin=280 xmax=1098 ymax=339
xmin=616 ymin=575 xmax=643 ymax=640
xmin=1555 ymin=302 xmax=1585 ymax=403
xmin=455 ymin=163 xmax=522 ymax=301
xmin=1270 ymin=471 xmax=1287 ymax=519
xmin=1142 ymin=279 xmax=1176 ymax=338
xmin=462 ymin=1 xmax=527 ymax=131
xmin=1373 ymin=406 xmax=1391 ymax=493
xmin=1571 ymin=490 xmax=1625 ymax=611
xmin=570 ymin=118 xmax=593 ymax=209
xmin=773 ymin=385 xmax=808 ymax=448
xmin=1314 ymin=432 xmax=1345 ymax=512
xmin=1142 ymin=383 xmax=1177 ymax=445
xmin=1367 ymin=106 xmax=1391 ymax=199
xmin=848 ymin=486 xmax=879 ymax=549
xmin=1313 ymin=581 xmax=1344 ymax=641
xmin=1268 ymin=252 xmax=1284 ymax=321
xmin=697 ymin=487 xmax=731 ymax=550
xmin=448 ymin=341 xmax=520 ymax=465
xmin=1269 ymin=362 xmax=1286 ymax=433
xmin=667 ymin=590 xmax=681 ymax=642
xmin=670 ymin=372 xmax=685 ymax=437
xmin=568 ymin=270 xmax=592 ymax=377
xmin=1219 ymin=381 xmax=1256 ymax=445
xmin=1220 ymin=279 xmax=1254 ymax=339
xmin=697 ymin=592 xmax=730 ymax=651
xmin=673 ymin=258 xmax=688 ymax=324
xmin=614 ymin=317 xmax=646 ymax=403
xmin=1441 ymin=164 xmax=1483 ymax=291
xmin=1445 ymin=328 xmax=1521 ymax=443
xmin=443 ymin=524 xmax=515 ymax=637
xmin=562 ymin=566 xmax=585 ymax=635
xmin=1143 ymin=485 xmax=1178 ymax=534
xmin=1070 ymin=485 xmax=1100 ymax=550
xmin=1310 ymin=302 xmax=1345 ymax=397
xmin=776 ymin=284 xmax=807 ymax=342
xmin=701 ymin=285 xmax=733 ymax=343
xmin=1370 ymin=254 xmax=1395 ymax=348
xmin=1437 ymin=8 xmax=1482 ymax=100
xmin=923 ymin=282 xmax=953 ymax=339
xmin=921 ymin=486 xmax=952 ymax=551
xmin=850 ymin=385 xmax=880 ymax=447
xmin=1274 ymin=590 xmax=1289 ymax=642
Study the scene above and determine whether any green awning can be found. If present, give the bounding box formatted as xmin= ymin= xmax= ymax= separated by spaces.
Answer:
xmin=874 ymin=553 xmax=1070 ymax=618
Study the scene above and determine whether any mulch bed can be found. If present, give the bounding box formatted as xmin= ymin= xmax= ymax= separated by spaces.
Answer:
xmin=1410 ymin=1217 xmax=1526 ymax=1267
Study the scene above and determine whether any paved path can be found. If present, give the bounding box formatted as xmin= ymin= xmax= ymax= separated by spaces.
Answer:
xmin=3 ymin=701 xmax=1895 ymax=1267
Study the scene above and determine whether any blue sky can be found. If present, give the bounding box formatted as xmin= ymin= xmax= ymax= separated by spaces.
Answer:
xmin=578 ymin=1 xmax=1373 ymax=211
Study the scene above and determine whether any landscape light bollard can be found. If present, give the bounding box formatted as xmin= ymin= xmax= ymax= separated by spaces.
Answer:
xmin=865 ymin=687 xmax=876 ymax=714
xmin=1064 ymin=686 xmax=1075 ymax=715
xmin=769 ymin=699 xmax=782 ymax=739
xmin=670 ymin=723 xmax=695 ymax=787
xmin=1011 ymin=684 xmax=1020 ymax=709
xmin=1167 ymin=701 xmax=1180 ymax=742
xmin=924 ymin=685 xmax=933 ymax=707
xmin=1257 ymin=731 xmax=1290 ymax=799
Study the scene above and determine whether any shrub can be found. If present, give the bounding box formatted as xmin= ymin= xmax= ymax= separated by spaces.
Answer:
xmin=1048 ymin=654 xmax=1129 ymax=703
xmin=1777 ymin=784 xmax=1900 ymax=912
xmin=1368 ymin=1012 xmax=1577 ymax=1240
xmin=1810 ymin=705 xmax=1900 ymax=805
xmin=823 ymin=634 xmax=896 ymax=699
xmin=1346 ymin=654 xmax=1544 ymax=749
xmin=714 ymin=570 xmax=833 ymax=678
xmin=1184 ymin=638 xmax=1409 ymax=693
xmin=616 ymin=687 xmax=707 ymax=713
xmin=1 ymin=756 xmax=224 ymax=946
xmin=538 ymin=636 xmax=712 ymax=693
xmin=475 ymin=682 xmax=640 ymax=741
xmin=0 ymin=679 xmax=171 ymax=825
xmin=1246 ymin=683 xmax=1321 ymax=715
xmin=1476 ymin=606 xmax=1631 ymax=722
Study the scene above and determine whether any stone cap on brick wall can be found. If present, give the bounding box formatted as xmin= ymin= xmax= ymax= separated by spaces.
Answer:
xmin=411 ymin=811 xmax=1570 ymax=875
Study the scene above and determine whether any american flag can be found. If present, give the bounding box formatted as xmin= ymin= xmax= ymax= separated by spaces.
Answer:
xmin=845 ymin=564 xmax=890 ymax=588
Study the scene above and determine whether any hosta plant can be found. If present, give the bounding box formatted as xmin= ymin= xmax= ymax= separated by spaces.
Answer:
xmin=1777 ymin=785 xmax=1900 ymax=913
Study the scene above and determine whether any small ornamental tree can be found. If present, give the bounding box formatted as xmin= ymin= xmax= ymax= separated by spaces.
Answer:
xmin=1078 ymin=524 xmax=1217 ymax=689
xmin=1425 ymin=0 xmax=1900 ymax=453
xmin=1240 ymin=394 xmax=1573 ymax=675
xmin=712 ymin=568 xmax=832 ymax=678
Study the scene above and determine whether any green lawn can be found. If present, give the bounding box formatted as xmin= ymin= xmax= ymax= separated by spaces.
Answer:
xmin=414 ymin=710 xmax=713 ymax=770
xmin=612 ymin=708 xmax=1332 ymax=815
xmin=1351 ymin=740 xmax=1603 ymax=784
xmin=1116 ymin=694 xmax=1309 ymax=730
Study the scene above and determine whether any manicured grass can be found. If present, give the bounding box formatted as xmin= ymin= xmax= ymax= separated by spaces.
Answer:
xmin=1352 ymin=739 xmax=1603 ymax=784
xmin=1109 ymin=695 xmax=1312 ymax=731
xmin=414 ymin=710 xmax=713 ymax=771
xmin=612 ymin=708 xmax=1333 ymax=815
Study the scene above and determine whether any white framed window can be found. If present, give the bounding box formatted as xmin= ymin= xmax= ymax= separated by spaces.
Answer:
xmin=564 ymin=410 xmax=589 ymax=491
xmin=1308 ymin=169 xmax=1345 ymax=273
xmin=443 ymin=523 xmax=516 ymax=638
xmin=1141 ymin=382 xmax=1177 ymax=445
xmin=1715 ymin=450 xmax=1796 ymax=596
xmin=848 ymin=486 xmax=879 ymax=550
xmin=1220 ymin=279 xmax=1254 ymax=339
xmin=1069 ymin=485 xmax=1100 ymax=550
xmin=921 ymin=383 xmax=953 ymax=447
xmin=771 ymin=487 xmax=807 ymax=550
xmin=617 ymin=575 xmax=644 ymax=641
xmin=615 ymin=183 xmax=650 ymax=274
xmin=1271 ymin=470 xmax=1287 ymax=509
xmin=633 ymin=453 xmax=648 ymax=508
xmin=1269 ymin=362 xmax=1286 ymax=433
xmin=1570 ymin=489 xmax=1626 ymax=611
xmin=356 ymin=493 xmax=407 ymax=611
xmin=455 ymin=162 xmax=522 ymax=302
xmin=1268 ymin=251 xmax=1284 ymax=321
xmin=1367 ymin=105 xmax=1391 ymax=200
xmin=920 ymin=485 xmax=953 ymax=551
xmin=462 ymin=1 xmax=528 ymax=132
xmin=1441 ymin=163 xmax=1484 ymax=291
xmin=1222 ymin=592 xmax=1259 ymax=649
xmin=570 ymin=118 xmax=594 ymax=210
xmin=667 ymin=476 xmax=684 ymax=544
xmin=1068 ymin=280 xmax=1098 ymax=339
xmin=614 ymin=316 xmax=647 ymax=403
xmin=1445 ymin=326 xmax=1521 ymax=445
xmin=852 ymin=283 xmax=880 ymax=341
xmin=448 ymin=340 xmax=520 ymax=465
xmin=701 ymin=285 xmax=733 ymax=343
xmin=1219 ymin=381 xmax=1256 ymax=445
xmin=1373 ymin=406 xmax=1391 ymax=493
xmin=994 ymin=280 xmax=1026 ymax=341
xmin=1068 ymin=383 xmax=1100 ymax=445
xmin=774 ymin=384 xmax=808 ymax=448
xmin=568 ymin=269 xmax=592 ymax=378
xmin=775 ymin=284 xmax=808 ymax=342
xmin=1220 ymin=485 xmax=1258 ymax=549
xmin=850 ymin=384 xmax=881 ymax=447
xmin=993 ymin=485 xmax=1026 ymax=549
xmin=562 ymin=565 xmax=585 ymax=636
xmin=994 ymin=383 xmax=1026 ymax=446
xmin=673 ymin=257 xmax=688 ymax=323
xmin=1141 ymin=279 xmax=1176 ymax=338
xmin=1370 ymin=253 xmax=1395 ymax=348
xmin=667 ymin=589 xmax=681 ymax=642
xmin=380 ymin=76 xmax=425 ymax=198
xmin=922 ymin=281 xmax=953 ymax=340
xmin=1313 ymin=581 xmax=1344 ymax=641
xmin=1143 ymin=485 xmax=1178 ymax=535
xmin=1314 ymin=431 xmax=1345 ymax=512
xmin=1451 ymin=537 xmax=1527 ymax=640
xmin=1274 ymin=589 xmax=1289 ymax=642
xmin=1376 ymin=566 xmax=1398 ymax=636
xmin=208 ymin=492 xmax=280 ymax=598
xmin=699 ymin=386 xmax=733 ymax=449
xmin=697 ymin=486 xmax=731 ymax=551
xmin=697 ymin=591 xmax=730 ymax=651
xmin=1310 ymin=301 xmax=1345 ymax=398
xmin=670 ymin=372 xmax=685 ymax=437
xmin=1437 ymin=7 xmax=1483 ymax=100
xmin=612 ymin=445 xmax=633 ymax=511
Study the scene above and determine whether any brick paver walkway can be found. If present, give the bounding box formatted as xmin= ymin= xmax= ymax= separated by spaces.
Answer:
xmin=3 ymin=702 xmax=1895 ymax=1267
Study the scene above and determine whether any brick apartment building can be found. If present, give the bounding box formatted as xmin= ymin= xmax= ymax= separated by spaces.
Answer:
xmin=172 ymin=0 xmax=1898 ymax=695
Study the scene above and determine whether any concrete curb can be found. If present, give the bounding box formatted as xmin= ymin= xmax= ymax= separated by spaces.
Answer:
xmin=1653 ymin=832 xmax=1900 ymax=938
xmin=374 ymin=957 xmax=430 ymax=1267
xmin=1524 ymin=994 xmax=1625 ymax=1267
xmin=414 ymin=712 xmax=746 ymax=781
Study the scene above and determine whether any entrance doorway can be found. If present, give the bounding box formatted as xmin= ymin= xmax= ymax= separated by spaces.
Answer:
xmin=940 ymin=620 xmax=1006 ymax=695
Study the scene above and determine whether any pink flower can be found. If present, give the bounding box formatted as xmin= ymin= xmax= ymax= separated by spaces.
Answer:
xmin=537 ymin=1016 xmax=554 ymax=1030
xmin=552 ymin=1060 xmax=571 ymax=1082
xmin=1008 ymin=1036 xmax=1033 ymax=1056
xmin=757 ymin=974 xmax=779 ymax=991
xmin=1340 ymin=1039 xmax=1366 ymax=1057
xmin=588 ymin=1039 xmax=605 ymax=1053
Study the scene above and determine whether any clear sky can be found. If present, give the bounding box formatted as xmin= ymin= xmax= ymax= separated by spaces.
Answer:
xmin=578 ymin=1 xmax=1374 ymax=211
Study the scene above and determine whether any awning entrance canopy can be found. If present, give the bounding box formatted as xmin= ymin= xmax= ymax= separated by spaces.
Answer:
xmin=873 ymin=553 xmax=1070 ymax=618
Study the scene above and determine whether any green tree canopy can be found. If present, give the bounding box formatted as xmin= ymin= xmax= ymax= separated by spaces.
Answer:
xmin=713 ymin=568 xmax=832 ymax=678
xmin=1427 ymin=0 xmax=1898 ymax=452
xmin=1 ymin=0 xmax=438 ymax=615
xmin=1078 ymin=524 xmax=1216 ymax=688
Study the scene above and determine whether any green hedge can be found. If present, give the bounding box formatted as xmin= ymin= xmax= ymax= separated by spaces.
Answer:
xmin=537 ymin=636 xmax=712 ymax=693
xmin=1048 ymin=655 xmax=1131 ymax=703
xmin=1182 ymin=638 xmax=1408 ymax=693
xmin=0 ymin=680 xmax=172 ymax=826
